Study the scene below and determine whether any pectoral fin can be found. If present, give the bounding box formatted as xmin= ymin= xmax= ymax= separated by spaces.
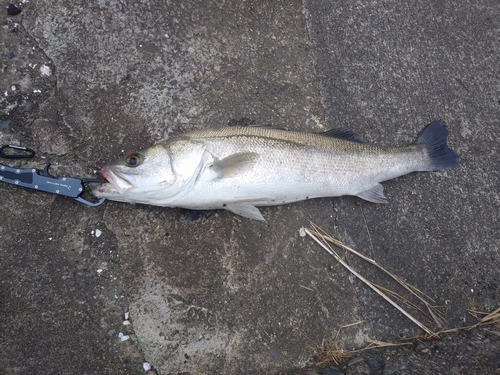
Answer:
xmin=212 ymin=152 xmax=259 ymax=178
xmin=356 ymin=184 xmax=387 ymax=203
xmin=224 ymin=203 xmax=265 ymax=221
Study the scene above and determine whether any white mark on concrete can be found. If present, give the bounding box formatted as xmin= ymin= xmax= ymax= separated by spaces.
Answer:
xmin=118 ymin=332 xmax=130 ymax=341
xmin=40 ymin=65 xmax=52 ymax=76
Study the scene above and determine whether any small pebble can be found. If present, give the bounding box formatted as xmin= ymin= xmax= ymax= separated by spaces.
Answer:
xmin=366 ymin=358 xmax=382 ymax=371
xmin=414 ymin=341 xmax=428 ymax=352
xmin=39 ymin=65 xmax=52 ymax=76
xmin=345 ymin=356 xmax=370 ymax=375
xmin=7 ymin=4 xmax=22 ymax=16
xmin=143 ymin=362 xmax=151 ymax=371
xmin=118 ymin=332 xmax=130 ymax=341
xmin=347 ymin=356 xmax=365 ymax=366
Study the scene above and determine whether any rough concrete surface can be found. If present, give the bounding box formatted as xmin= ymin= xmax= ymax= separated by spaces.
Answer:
xmin=1 ymin=1 xmax=498 ymax=374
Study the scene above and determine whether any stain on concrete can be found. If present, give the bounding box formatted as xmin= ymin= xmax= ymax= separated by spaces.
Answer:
xmin=1 ymin=0 xmax=499 ymax=374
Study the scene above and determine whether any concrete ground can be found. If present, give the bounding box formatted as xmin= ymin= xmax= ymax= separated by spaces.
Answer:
xmin=1 ymin=1 xmax=498 ymax=374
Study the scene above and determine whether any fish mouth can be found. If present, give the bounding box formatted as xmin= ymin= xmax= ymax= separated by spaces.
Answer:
xmin=97 ymin=168 xmax=135 ymax=194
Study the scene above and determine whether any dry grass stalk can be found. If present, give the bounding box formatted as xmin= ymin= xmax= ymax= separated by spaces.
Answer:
xmin=416 ymin=307 xmax=500 ymax=339
xmin=307 ymin=222 xmax=446 ymax=328
xmin=309 ymin=337 xmax=352 ymax=366
xmin=309 ymin=309 xmax=499 ymax=367
xmin=304 ymin=222 xmax=499 ymax=366
xmin=469 ymin=306 xmax=500 ymax=327
xmin=309 ymin=333 xmax=411 ymax=367
xmin=364 ymin=338 xmax=412 ymax=348
xmin=305 ymin=224 xmax=436 ymax=336
xmin=307 ymin=222 xmax=448 ymax=323
xmin=307 ymin=322 xmax=365 ymax=366
xmin=309 ymin=308 xmax=499 ymax=367
xmin=373 ymin=284 xmax=444 ymax=327
xmin=466 ymin=293 xmax=478 ymax=321
xmin=308 ymin=223 xmax=434 ymax=299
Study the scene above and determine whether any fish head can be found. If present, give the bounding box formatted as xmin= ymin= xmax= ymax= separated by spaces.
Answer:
xmin=93 ymin=144 xmax=177 ymax=203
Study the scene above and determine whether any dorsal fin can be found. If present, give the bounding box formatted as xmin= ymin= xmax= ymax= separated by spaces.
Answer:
xmin=321 ymin=129 xmax=363 ymax=143
xmin=231 ymin=124 xmax=286 ymax=130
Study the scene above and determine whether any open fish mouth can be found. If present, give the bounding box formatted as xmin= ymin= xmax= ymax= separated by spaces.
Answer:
xmin=98 ymin=168 xmax=134 ymax=194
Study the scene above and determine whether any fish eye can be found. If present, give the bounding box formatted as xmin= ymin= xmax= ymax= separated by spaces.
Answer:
xmin=125 ymin=153 xmax=142 ymax=167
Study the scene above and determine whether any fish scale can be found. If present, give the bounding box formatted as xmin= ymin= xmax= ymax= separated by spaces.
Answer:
xmin=94 ymin=121 xmax=459 ymax=221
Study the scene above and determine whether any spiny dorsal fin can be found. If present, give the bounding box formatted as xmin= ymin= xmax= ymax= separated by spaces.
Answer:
xmin=239 ymin=124 xmax=286 ymax=130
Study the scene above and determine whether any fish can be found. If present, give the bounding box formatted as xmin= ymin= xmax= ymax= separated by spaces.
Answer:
xmin=93 ymin=120 xmax=459 ymax=221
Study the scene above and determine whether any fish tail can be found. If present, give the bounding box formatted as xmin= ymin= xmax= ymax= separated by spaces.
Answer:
xmin=417 ymin=120 xmax=459 ymax=171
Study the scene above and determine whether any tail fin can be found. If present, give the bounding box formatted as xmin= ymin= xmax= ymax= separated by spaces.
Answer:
xmin=417 ymin=120 xmax=459 ymax=171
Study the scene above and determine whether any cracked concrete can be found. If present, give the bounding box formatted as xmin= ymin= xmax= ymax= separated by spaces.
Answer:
xmin=1 ymin=1 xmax=499 ymax=374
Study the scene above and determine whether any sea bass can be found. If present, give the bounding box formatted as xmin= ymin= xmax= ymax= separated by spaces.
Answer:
xmin=94 ymin=120 xmax=459 ymax=220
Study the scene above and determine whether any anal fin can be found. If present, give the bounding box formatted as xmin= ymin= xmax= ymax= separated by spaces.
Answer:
xmin=224 ymin=203 xmax=265 ymax=221
xmin=356 ymin=183 xmax=387 ymax=204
